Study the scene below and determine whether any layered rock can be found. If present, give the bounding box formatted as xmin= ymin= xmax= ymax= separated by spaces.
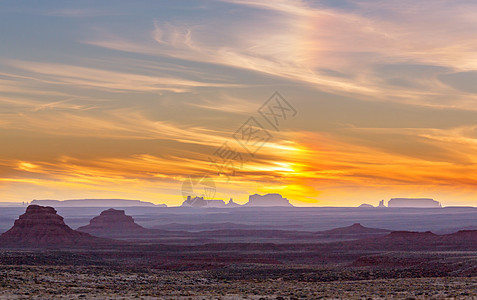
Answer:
xmin=0 ymin=205 xmax=108 ymax=248
xmin=77 ymin=208 xmax=148 ymax=237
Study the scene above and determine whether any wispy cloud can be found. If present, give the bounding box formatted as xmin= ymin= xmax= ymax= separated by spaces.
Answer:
xmin=46 ymin=8 xmax=123 ymax=18
xmin=7 ymin=60 xmax=240 ymax=93
xmin=85 ymin=0 xmax=477 ymax=109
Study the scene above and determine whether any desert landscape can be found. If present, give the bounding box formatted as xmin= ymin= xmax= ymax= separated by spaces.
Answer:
xmin=1 ymin=200 xmax=477 ymax=298
xmin=3 ymin=0 xmax=477 ymax=298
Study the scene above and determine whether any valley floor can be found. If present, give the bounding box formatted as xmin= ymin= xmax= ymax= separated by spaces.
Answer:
xmin=1 ymin=265 xmax=477 ymax=299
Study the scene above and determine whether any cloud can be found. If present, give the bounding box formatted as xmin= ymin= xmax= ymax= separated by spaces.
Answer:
xmin=7 ymin=60 xmax=240 ymax=93
xmin=438 ymin=71 xmax=477 ymax=94
xmin=188 ymin=94 xmax=259 ymax=114
xmin=81 ymin=0 xmax=477 ymax=110
xmin=46 ymin=8 xmax=123 ymax=17
xmin=216 ymin=0 xmax=311 ymax=16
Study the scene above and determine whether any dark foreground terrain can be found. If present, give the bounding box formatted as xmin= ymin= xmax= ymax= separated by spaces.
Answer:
xmin=2 ymin=265 xmax=477 ymax=299
xmin=1 ymin=249 xmax=477 ymax=299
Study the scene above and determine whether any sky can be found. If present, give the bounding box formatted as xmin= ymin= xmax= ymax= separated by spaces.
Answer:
xmin=2 ymin=0 xmax=477 ymax=206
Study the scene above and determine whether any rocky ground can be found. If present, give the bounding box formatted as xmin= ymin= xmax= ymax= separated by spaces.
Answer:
xmin=1 ymin=264 xmax=477 ymax=299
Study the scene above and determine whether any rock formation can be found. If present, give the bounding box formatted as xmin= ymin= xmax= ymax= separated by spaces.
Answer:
xmin=245 ymin=194 xmax=293 ymax=207
xmin=181 ymin=196 xmax=226 ymax=208
xmin=318 ymin=223 xmax=391 ymax=237
xmin=388 ymin=198 xmax=441 ymax=208
xmin=358 ymin=203 xmax=374 ymax=208
xmin=77 ymin=208 xmax=148 ymax=237
xmin=0 ymin=205 xmax=109 ymax=248
xmin=226 ymin=198 xmax=241 ymax=207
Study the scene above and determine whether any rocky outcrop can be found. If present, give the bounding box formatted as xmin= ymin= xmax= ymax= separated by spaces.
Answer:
xmin=181 ymin=196 xmax=226 ymax=208
xmin=388 ymin=198 xmax=441 ymax=208
xmin=0 ymin=205 xmax=110 ymax=248
xmin=245 ymin=194 xmax=293 ymax=207
xmin=322 ymin=223 xmax=390 ymax=235
xmin=226 ymin=198 xmax=241 ymax=207
xmin=77 ymin=208 xmax=149 ymax=237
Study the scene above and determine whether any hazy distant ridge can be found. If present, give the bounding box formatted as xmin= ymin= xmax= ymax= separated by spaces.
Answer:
xmin=31 ymin=199 xmax=166 ymax=207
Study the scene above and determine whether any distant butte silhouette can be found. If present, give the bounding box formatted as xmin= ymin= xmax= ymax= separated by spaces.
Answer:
xmin=77 ymin=208 xmax=149 ymax=237
xmin=318 ymin=223 xmax=391 ymax=236
xmin=387 ymin=198 xmax=441 ymax=208
xmin=0 ymin=205 xmax=112 ymax=248
xmin=245 ymin=194 xmax=293 ymax=207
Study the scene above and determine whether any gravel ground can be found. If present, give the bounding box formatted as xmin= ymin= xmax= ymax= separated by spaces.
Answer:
xmin=1 ymin=265 xmax=477 ymax=299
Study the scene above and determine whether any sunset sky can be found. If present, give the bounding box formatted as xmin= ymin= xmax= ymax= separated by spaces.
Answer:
xmin=2 ymin=0 xmax=477 ymax=206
